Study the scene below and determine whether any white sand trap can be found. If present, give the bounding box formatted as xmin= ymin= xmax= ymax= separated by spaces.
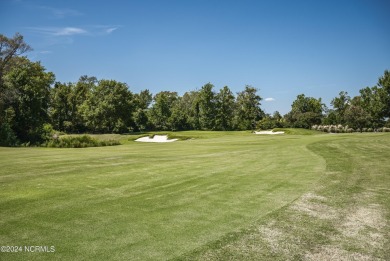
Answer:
xmin=254 ymin=131 xmax=285 ymax=135
xmin=135 ymin=135 xmax=178 ymax=143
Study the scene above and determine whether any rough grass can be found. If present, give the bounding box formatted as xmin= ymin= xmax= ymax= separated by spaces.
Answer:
xmin=178 ymin=133 xmax=390 ymax=260
xmin=0 ymin=132 xmax=389 ymax=260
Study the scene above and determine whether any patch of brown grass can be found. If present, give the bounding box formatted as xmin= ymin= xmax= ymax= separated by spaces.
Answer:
xmin=305 ymin=245 xmax=382 ymax=261
xmin=290 ymin=192 xmax=337 ymax=220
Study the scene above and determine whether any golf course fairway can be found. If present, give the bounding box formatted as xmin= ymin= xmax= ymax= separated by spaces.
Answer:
xmin=0 ymin=131 xmax=389 ymax=260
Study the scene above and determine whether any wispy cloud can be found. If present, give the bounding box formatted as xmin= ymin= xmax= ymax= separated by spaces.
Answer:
xmin=91 ymin=25 xmax=121 ymax=35
xmin=39 ymin=6 xmax=83 ymax=19
xmin=28 ymin=27 xmax=87 ymax=36
xmin=105 ymin=27 xmax=118 ymax=34
xmin=27 ymin=25 xmax=120 ymax=48
xmin=29 ymin=25 xmax=119 ymax=37
xmin=54 ymin=27 xmax=87 ymax=36
xmin=265 ymin=97 xmax=276 ymax=102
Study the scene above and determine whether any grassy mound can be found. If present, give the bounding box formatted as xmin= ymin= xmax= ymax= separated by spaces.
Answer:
xmin=272 ymin=128 xmax=324 ymax=135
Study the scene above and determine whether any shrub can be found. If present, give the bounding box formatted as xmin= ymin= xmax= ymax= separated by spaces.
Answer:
xmin=0 ymin=122 xmax=19 ymax=146
xmin=310 ymin=124 xmax=386 ymax=134
xmin=41 ymin=123 xmax=55 ymax=142
xmin=45 ymin=135 xmax=120 ymax=148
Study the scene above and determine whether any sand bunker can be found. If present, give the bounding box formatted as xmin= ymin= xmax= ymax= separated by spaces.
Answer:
xmin=135 ymin=135 xmax=178 ymax=143
xmin=254 ymin=131 xmax=285 ymax=135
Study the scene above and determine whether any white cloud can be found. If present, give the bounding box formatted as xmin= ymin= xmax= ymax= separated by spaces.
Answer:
xmin=29 ymin=27 xmax=87 ymax=36
xmin=29 ymin=25 xmax=120 ymax=37
xmin=54 ymin=27 xmax=87 ymax=36
xmin=105 ymin=27 xmax=118 ymax=34
xmin=27 ymin=25 xmax=118 ymax=47
xmin=92 ymin=25 xmax=121 ymax=35
xmin=40 ymin=6 xmax=83 ymax=19
xmin=265 ymin=97 xmax=276 ymax=102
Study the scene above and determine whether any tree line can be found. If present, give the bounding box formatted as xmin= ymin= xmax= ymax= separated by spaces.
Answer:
xmin=1 ymin=33 xmax=389 ymax=146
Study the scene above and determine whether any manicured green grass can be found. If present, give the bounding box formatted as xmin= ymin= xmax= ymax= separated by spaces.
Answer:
xmin=0 ymin=131 xmax=389 ymax=260
xmin=272 ymin=127 xmax=325 ymax=135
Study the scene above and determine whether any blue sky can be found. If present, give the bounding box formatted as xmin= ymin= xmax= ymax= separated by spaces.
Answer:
xmin=1 ymin=0 xmax=389 ymax=114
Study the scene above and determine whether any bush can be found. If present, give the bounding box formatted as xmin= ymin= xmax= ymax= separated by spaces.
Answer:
xmin=0 ymin=122 xmax=19 ymax=146
xmin=45 ymin=135 xmax=120 ymax=148
xmin=41 ymin=123 xmax=55 ymax=141
xmin=310 ymin=124 xmax=388 ymax=133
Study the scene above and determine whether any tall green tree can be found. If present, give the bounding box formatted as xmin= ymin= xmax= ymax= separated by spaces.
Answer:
xmin=257 ymin=111 xmax=284 ymax=130
xmin=49 ymin=82 xmax=73 ymax=132
xmin=183 ymin=91 xmax=201 ymax=130
xmin=0 ymin=33 xmax=32 ymax=87
xmin=344 ymin=98 xmax=372 ymax=131
xmin=169 ymin=96 xmax=191 ymax=131
xmin=148 ymin=91 xmax=178 ymax=130
xmin=358 ymin=86 xmax=385 ymax=128
xmin=322 ymin=109 xmax=338 ymax=125
xmin=1 ymin=33 xmax=32 ymax=143
xmin=134 ymin=89 xmax=152 ymax=110
xmin=215 ymin=86 xmax=236 ymax=130
xmin=133 ymin=109 xmax=149 ymax=132
xmin=79 ymin=79 xmax=134 ymax=133
xmin=331 ymin=91 xmax=350 ymax=124
xmin=2 ymin=58 xmax=55 ymax=143
xmin=198 ymin=83 xmax=217 ymax=130
xmin=377 ymin=70 xmax=390 ymax=118
xmin=236 ymin=85 xmax=263 ymax=130
xmin=286 ymin=94 xmax=323 ymax=128
xmin=133 ymin=89 xmax=152 ymax=131
xmin=68 ymin=76 xmax=96 ymax=132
